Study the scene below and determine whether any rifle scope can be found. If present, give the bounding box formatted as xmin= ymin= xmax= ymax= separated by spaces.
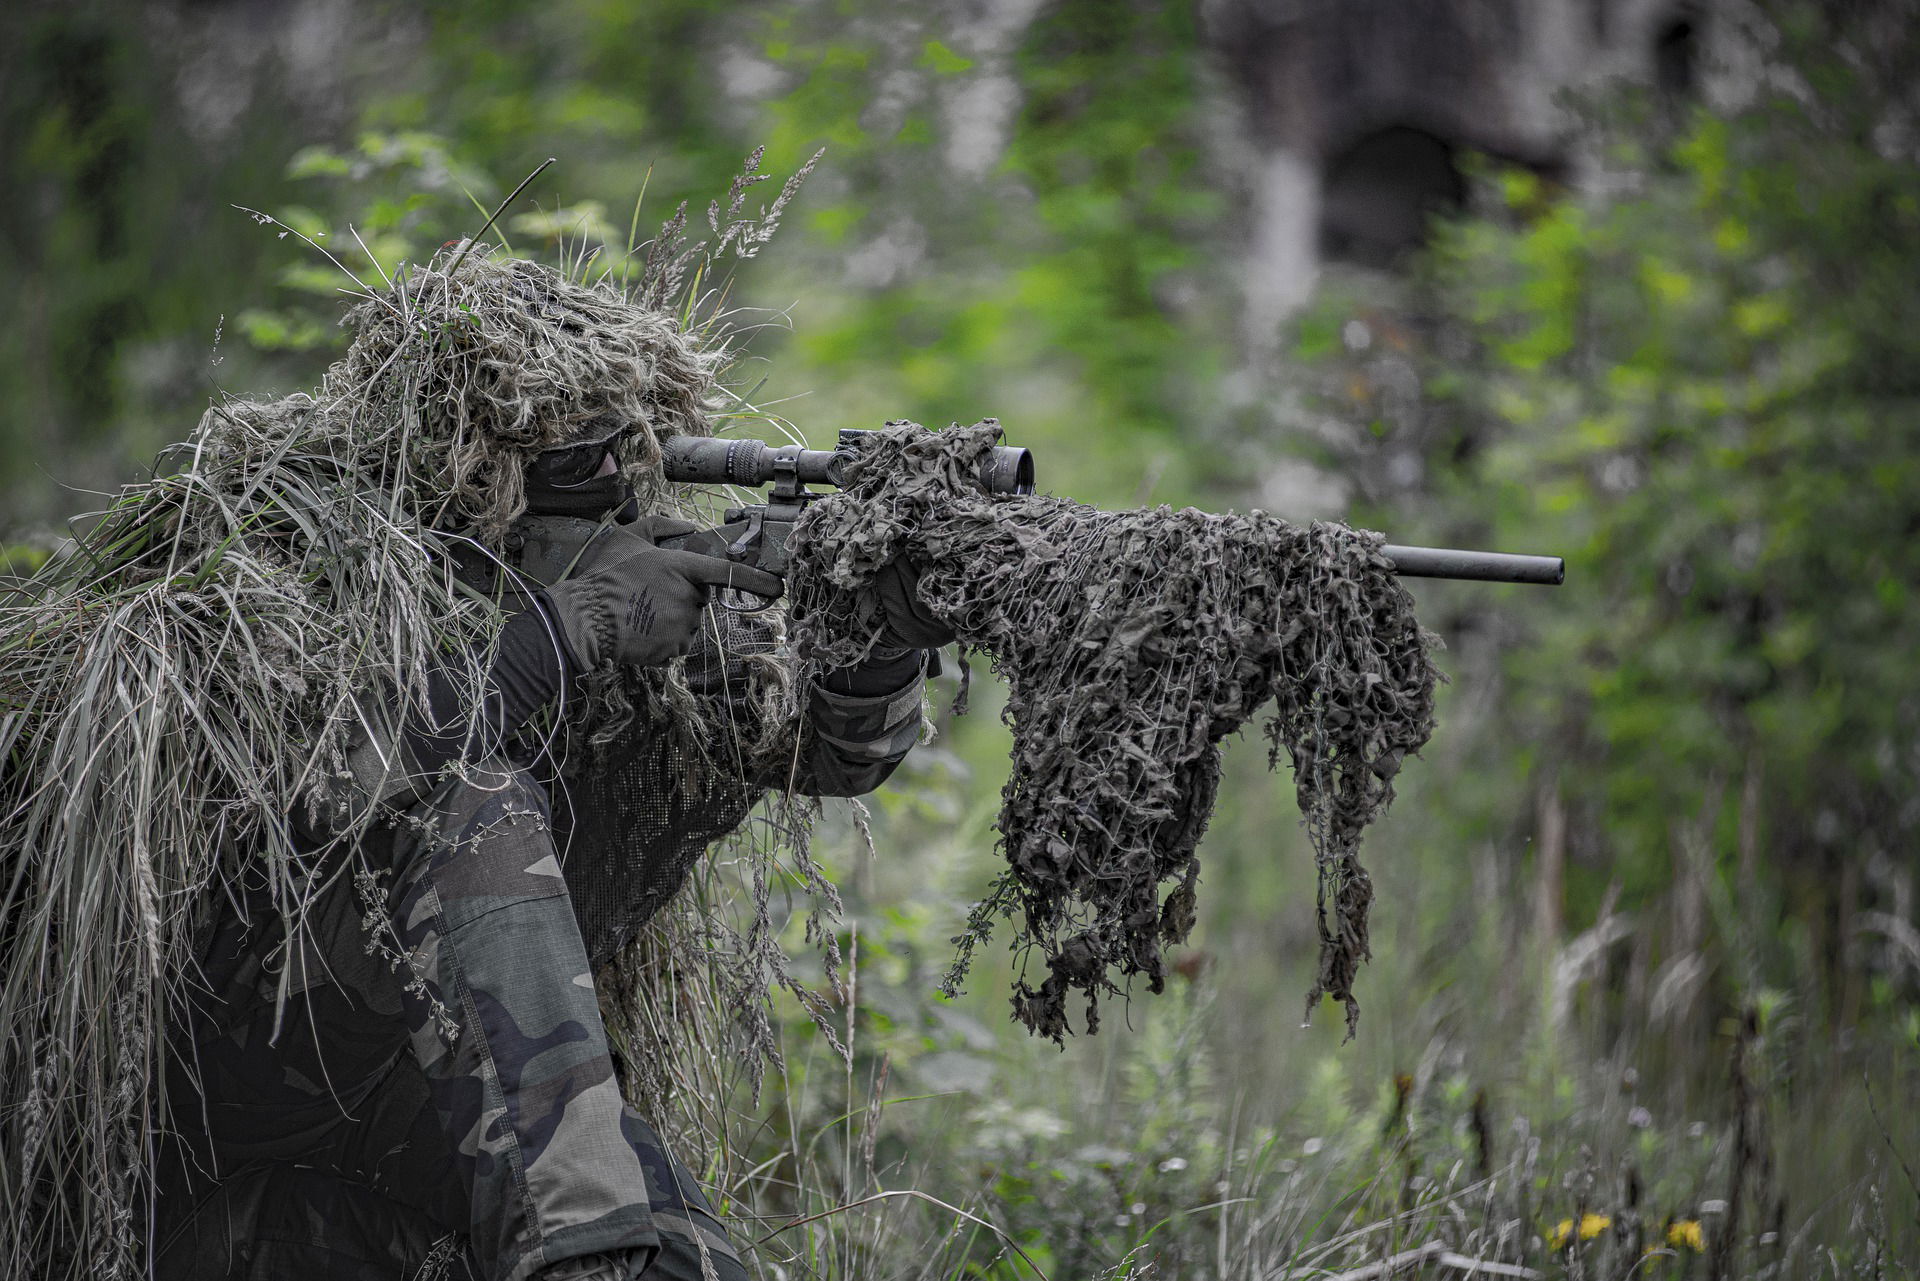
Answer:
xmin=661 ymin=433 xmax=1036 ymax=496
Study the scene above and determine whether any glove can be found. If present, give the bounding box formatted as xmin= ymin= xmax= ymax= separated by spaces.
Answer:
xmin=873 ymin=557 xmax=957 ymax=651
xmin=544 ymin=515 xmax=785 ymax=672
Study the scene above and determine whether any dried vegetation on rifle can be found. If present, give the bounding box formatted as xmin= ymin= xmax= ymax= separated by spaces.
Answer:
xmin=788 ymin=421 xmax=1441 ymax=1039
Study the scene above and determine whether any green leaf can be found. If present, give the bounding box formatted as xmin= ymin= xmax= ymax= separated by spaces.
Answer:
xmin=920 ymin=40 xmax=975 ymax=75
xmin=286 ymin=145 xmax=351 ymax=179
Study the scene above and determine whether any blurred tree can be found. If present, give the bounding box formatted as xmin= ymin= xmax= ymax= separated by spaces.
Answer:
xmin=1293 ymin=3 xmax=1920 ymax=1069
xmin=0 ymin=2 xmax=401 ymax=517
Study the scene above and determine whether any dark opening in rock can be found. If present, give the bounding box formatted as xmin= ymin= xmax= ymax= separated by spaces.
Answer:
xmin=1318 ymin=124 xmax=1466 ymax=268
xmin=1655 ymin=13 xmax=1699 ymax=98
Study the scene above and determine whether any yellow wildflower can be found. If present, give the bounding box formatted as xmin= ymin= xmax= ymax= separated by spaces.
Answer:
xmin=1548 ymin=1213 xmax=1612 ymax=1249
xmin=1667 ymin=1219 xmax=1705 ymax=1251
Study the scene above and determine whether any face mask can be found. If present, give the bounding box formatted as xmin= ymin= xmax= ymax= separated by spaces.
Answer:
xmin=521 ymin=470 xmax=639 ymax=522
xmin=524 ymin=423 xmax=623 ymax=489
xmin=443 ymin=470 xmax=640 ymax=602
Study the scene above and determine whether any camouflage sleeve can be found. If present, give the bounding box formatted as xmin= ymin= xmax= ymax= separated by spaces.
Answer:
xmin=798 ymin=656 xmax=930 ymax=797
xmin=680 ymin=608 xmax=931 ymax=799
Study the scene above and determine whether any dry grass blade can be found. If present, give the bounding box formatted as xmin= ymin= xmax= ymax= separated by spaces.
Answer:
xmin=750 ymin=1187 xmax=1054 ymax=1280
xmin=447 ymin=156 xmax=557 ymax=277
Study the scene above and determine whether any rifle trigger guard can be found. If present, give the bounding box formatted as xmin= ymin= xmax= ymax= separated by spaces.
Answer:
xmin=717 ymin=586 xmax=780 ymax=615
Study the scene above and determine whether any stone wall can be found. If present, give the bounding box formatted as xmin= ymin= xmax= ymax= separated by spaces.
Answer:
xmin=1200 ymin=0 xmax=1725 ymax=339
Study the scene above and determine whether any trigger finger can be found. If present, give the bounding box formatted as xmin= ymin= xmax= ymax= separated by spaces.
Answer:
xmin=723 ymin=563 xmax=786 ymax=601
xmin=670 ymin=552 xmax=785 ymax=601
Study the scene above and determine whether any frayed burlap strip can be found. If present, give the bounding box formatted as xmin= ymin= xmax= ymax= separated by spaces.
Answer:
xmin=787 ymin=420 xmax=1440 ymax=1040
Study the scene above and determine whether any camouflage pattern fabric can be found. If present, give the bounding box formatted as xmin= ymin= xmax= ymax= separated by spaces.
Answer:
xmin=155 ymin=758 xmax=746 ymax=1281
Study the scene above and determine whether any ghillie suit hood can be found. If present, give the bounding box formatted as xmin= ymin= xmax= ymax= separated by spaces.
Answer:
xmin=787 ymin=421 xmax=1441 ymax=1040
xmin=0 ymin=247 xmax=756 ymax=1278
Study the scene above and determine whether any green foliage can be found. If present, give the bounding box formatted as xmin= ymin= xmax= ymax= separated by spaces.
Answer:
xmin=0 ymin=7 xmax=325 ymax=498
xmin=1278 ymin=22 xmax=1920 ymax=1245
xmin=232 ymin=132 xmax=499 ymax=352
xmin=1003 ymin=0 xmax=1224 ymax=439
xmin=0 ymin=543 xmax=50 ymax=579
xmin=1427 ymin=82 xmax=1920 ymax=998
xmin=751 ymin=0 xmax=1229 ymax=502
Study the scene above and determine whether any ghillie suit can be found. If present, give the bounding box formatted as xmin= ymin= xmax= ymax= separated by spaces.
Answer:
xmin=0 ymin=217 xmax=871 ymax=1278
xmin=788 ymin=420 xmax=1441 ymax=1039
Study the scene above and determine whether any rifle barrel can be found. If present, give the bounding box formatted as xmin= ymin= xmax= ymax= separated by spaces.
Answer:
xmin=1381 ymin=544 xmax=1565 ymax=585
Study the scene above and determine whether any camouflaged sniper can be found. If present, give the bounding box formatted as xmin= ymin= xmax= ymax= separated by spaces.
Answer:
xmin=0 ymin=235 xmax=886 ymax=1280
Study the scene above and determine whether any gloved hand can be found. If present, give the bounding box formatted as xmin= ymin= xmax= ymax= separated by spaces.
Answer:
xmin=544 ymin=516 xmax=785 ymax=672
xmin=873 ymin=557 xmax=957 ymax=651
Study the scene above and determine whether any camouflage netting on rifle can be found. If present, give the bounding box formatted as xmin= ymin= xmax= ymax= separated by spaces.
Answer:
xmin=787 ymin=420 xmax=1441 ymax=1040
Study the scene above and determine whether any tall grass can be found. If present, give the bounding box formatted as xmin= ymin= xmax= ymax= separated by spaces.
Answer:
xmin=602 ymin=680 xmax=1916 ymax=1281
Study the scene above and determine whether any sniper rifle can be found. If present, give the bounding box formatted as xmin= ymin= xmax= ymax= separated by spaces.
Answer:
xmin=659 ymin=429 xmax=1565 ymax=588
